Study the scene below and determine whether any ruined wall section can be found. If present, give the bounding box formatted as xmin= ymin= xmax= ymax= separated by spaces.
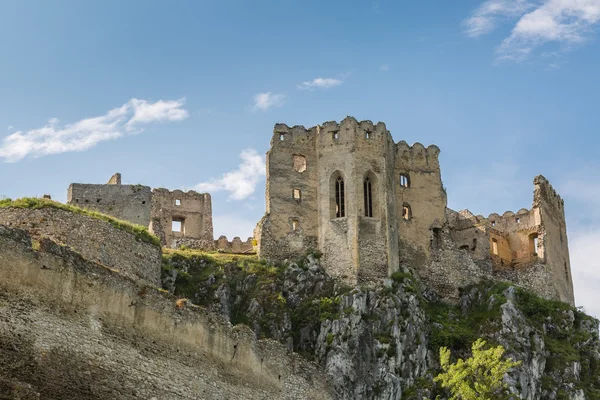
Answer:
xmin=256 ymin=124 xmax=319 ymax=261
xmin=67 ymin=183 xmax=152 ymax=227
xmin=215 ymin=236 xmax=255 ymax=253
xmin=0 ymin=207 xmax=161 ymax=285
xmin=0 ymin=226 xmax=332 ymax=400
xmin=394 ymin=141 xmax=446 ymax=269
xmin=446 ymin=209 xmax=490 ymax=262
xmin=150 ymin=189 xmax=214 ymax=249
xmin=533 ymin=175 xmax=574 ymax=304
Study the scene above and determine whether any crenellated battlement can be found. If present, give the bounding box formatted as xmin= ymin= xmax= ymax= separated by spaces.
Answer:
xmin=395 ymin=141 xmax=441 ymax=170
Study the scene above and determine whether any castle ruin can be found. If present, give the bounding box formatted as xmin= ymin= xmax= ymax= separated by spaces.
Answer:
xmin=255 ymin=117 xmax=574 ymax=305
xmin=67 ymin=173 xmax=253 ymax=253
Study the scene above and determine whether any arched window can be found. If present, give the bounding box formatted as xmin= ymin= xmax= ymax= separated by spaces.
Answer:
xmin=402 ymin=203 xmax=411 ymax=221
xmin=335 ymin=176 xmax=345 ymax=218
xmin=364 ymin=177 xmax=373 ymax=217
xmin=400 ymin=174 xmax=410 ymax=188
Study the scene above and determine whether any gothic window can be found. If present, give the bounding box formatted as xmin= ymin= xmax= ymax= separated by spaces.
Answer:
xmin=402 ymin=204 xmax=411 ymax=221
xmin=335 ymin=176 xmax=345 ymax=218
xmin=364 ymin=177 xmax=373 ymax=217
xmin=400 ymin=174 xmax=410 ymax=188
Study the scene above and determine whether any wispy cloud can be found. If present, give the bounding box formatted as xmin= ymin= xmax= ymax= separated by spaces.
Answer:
xmin=380 ymin=64 xmax=390 ymax=71
xmin=464 ymin=0 xmax=600 ymax=62
xmin=253 ymin=92 xmax=286 ymax=111
xmin=297 ymin=77 xmax=343 ymax=90
xmin=195 ymin=149 xmax=265 ymax=200
xmin=463 ymin=0 xmax=535 ymax=37
xmin=0 ymin=98 xmax=188 ymax=162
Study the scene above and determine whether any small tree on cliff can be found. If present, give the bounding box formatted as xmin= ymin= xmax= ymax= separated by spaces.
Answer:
xmin=434 ymin=338 xmax=522 ymax=400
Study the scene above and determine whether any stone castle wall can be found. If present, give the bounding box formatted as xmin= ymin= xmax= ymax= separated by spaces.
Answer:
xmin=67 ymin=183 xmax=152 ymax=227
xmin=0 ymin=225 xmax=332 ymax=399
xmin=67 ymin=175 xmax=215 ymax=250
xmin=150 ymin=189 xmax=214 ymax=249
xmin=0 ymin=207 xmax=161 ymax=286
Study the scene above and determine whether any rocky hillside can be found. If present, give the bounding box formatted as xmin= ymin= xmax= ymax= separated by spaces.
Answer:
xmin=162 ymin=249 xmax=600 ymax=400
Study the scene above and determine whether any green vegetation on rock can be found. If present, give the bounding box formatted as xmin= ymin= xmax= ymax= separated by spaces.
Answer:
xmin=0 ymin=197 xmax=160 ymax=246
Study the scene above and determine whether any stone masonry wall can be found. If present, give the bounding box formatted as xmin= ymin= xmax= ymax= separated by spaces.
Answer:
xmin=150 ymin=189 xmax=214 ymax=249
xmin=214 ymin=236 xmax=255 ymax=253
xmin=0 ymin=207 xmax=161 ymax=286
xmin=67 ymin=183 xmax=152 ymax=227
xmin=0 ymin=225 xmax=332 ymax=400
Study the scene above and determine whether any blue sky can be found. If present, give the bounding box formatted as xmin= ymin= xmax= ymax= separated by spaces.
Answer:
xmin=1 ymin=0 xmax=600 ymax=316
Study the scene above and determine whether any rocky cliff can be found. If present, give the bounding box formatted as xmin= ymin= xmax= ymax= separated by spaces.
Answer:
xmin=163 ymin=249 xmax=600 ymax=400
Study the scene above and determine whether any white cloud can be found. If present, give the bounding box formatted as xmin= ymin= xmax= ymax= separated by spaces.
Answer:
xmin=569 ymin=229 xmax=600 ymax=318
xmin=464 ymin=0 xmax=600 ymax=61
xmin=297 ymin=77 xmax=343 ymax=90
xmin=0 ymin=98 xmax=188 ymax=162
xmin=380 ymin=64 xmax=390 ymax=71
xmin=195 ymin=148 xmax=265 ymax=200
xmin=463 ymin=0 xmax=535 ymax=37
xmin=253 ymin=92 xmax=286 ymax=111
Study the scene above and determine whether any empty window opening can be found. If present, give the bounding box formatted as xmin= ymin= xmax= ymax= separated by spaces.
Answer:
xmin=516 ymin=217 xmax=520 ymax=224
xmin=459 ymin=245 xmax=469 ymax=251
xmin=333 ymin=132 xmax=339 ymax=140
xmin=364 ymin=177 xmax=373 ymax=217
xmin=279 ymin=134 xmax=285 ymax=141
xmin=293 ymin=188 xmax=301 ymax=200
xmin=491 ymin=221 xmax=496 ymax=227
xmin=402 ymin=204 xmax=411 ymax=221
xmin=292 ymin=219 xmax=299 ymax=231
xmin=400 ymin=174 xmax=410 ymax=188
xmin=492 ymin=239 xmax=499 ymax=255
xmin=172 ymin=218 xmax=184 ymax=233
xmin=365 ymin=131 xmax=371 ymax=139
xmin=335 ymin=177 xmax=345 ymax=218
xmin=293 ymin=154 xmax=307 ymax=173
xmin=472 ymin=238 xmax=477 ymax=251
xmin=175 ymin=199 xmax=181 ymax=206
xmin=529 ymin=233 xmax=539 ymax=256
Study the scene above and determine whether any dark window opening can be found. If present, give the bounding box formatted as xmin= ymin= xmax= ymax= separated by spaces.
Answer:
xmin=96 ymin=198 xmax=101 ymax=203
xmin=459 ymin=245 xmax=469 ymax=251
xmin=142 ymin=201 xmax=146 ymax=205
xmin=335 ymin=177 xmax=345 ymax=218
xmin=400 ymin=174 xmax=410 ymax=188
xmin=363 ymin=177 xmax=373 ymax=217
xmin=472 ymin=238 xmax=477 ymax=251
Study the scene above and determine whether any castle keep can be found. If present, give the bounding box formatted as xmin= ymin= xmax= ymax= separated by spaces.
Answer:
xmin=255 ymin=117 xmax=574 ymax=305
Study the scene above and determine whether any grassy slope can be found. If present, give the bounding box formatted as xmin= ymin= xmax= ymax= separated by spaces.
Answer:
xmin=0 ymin=197 xmax=160 ymax=247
